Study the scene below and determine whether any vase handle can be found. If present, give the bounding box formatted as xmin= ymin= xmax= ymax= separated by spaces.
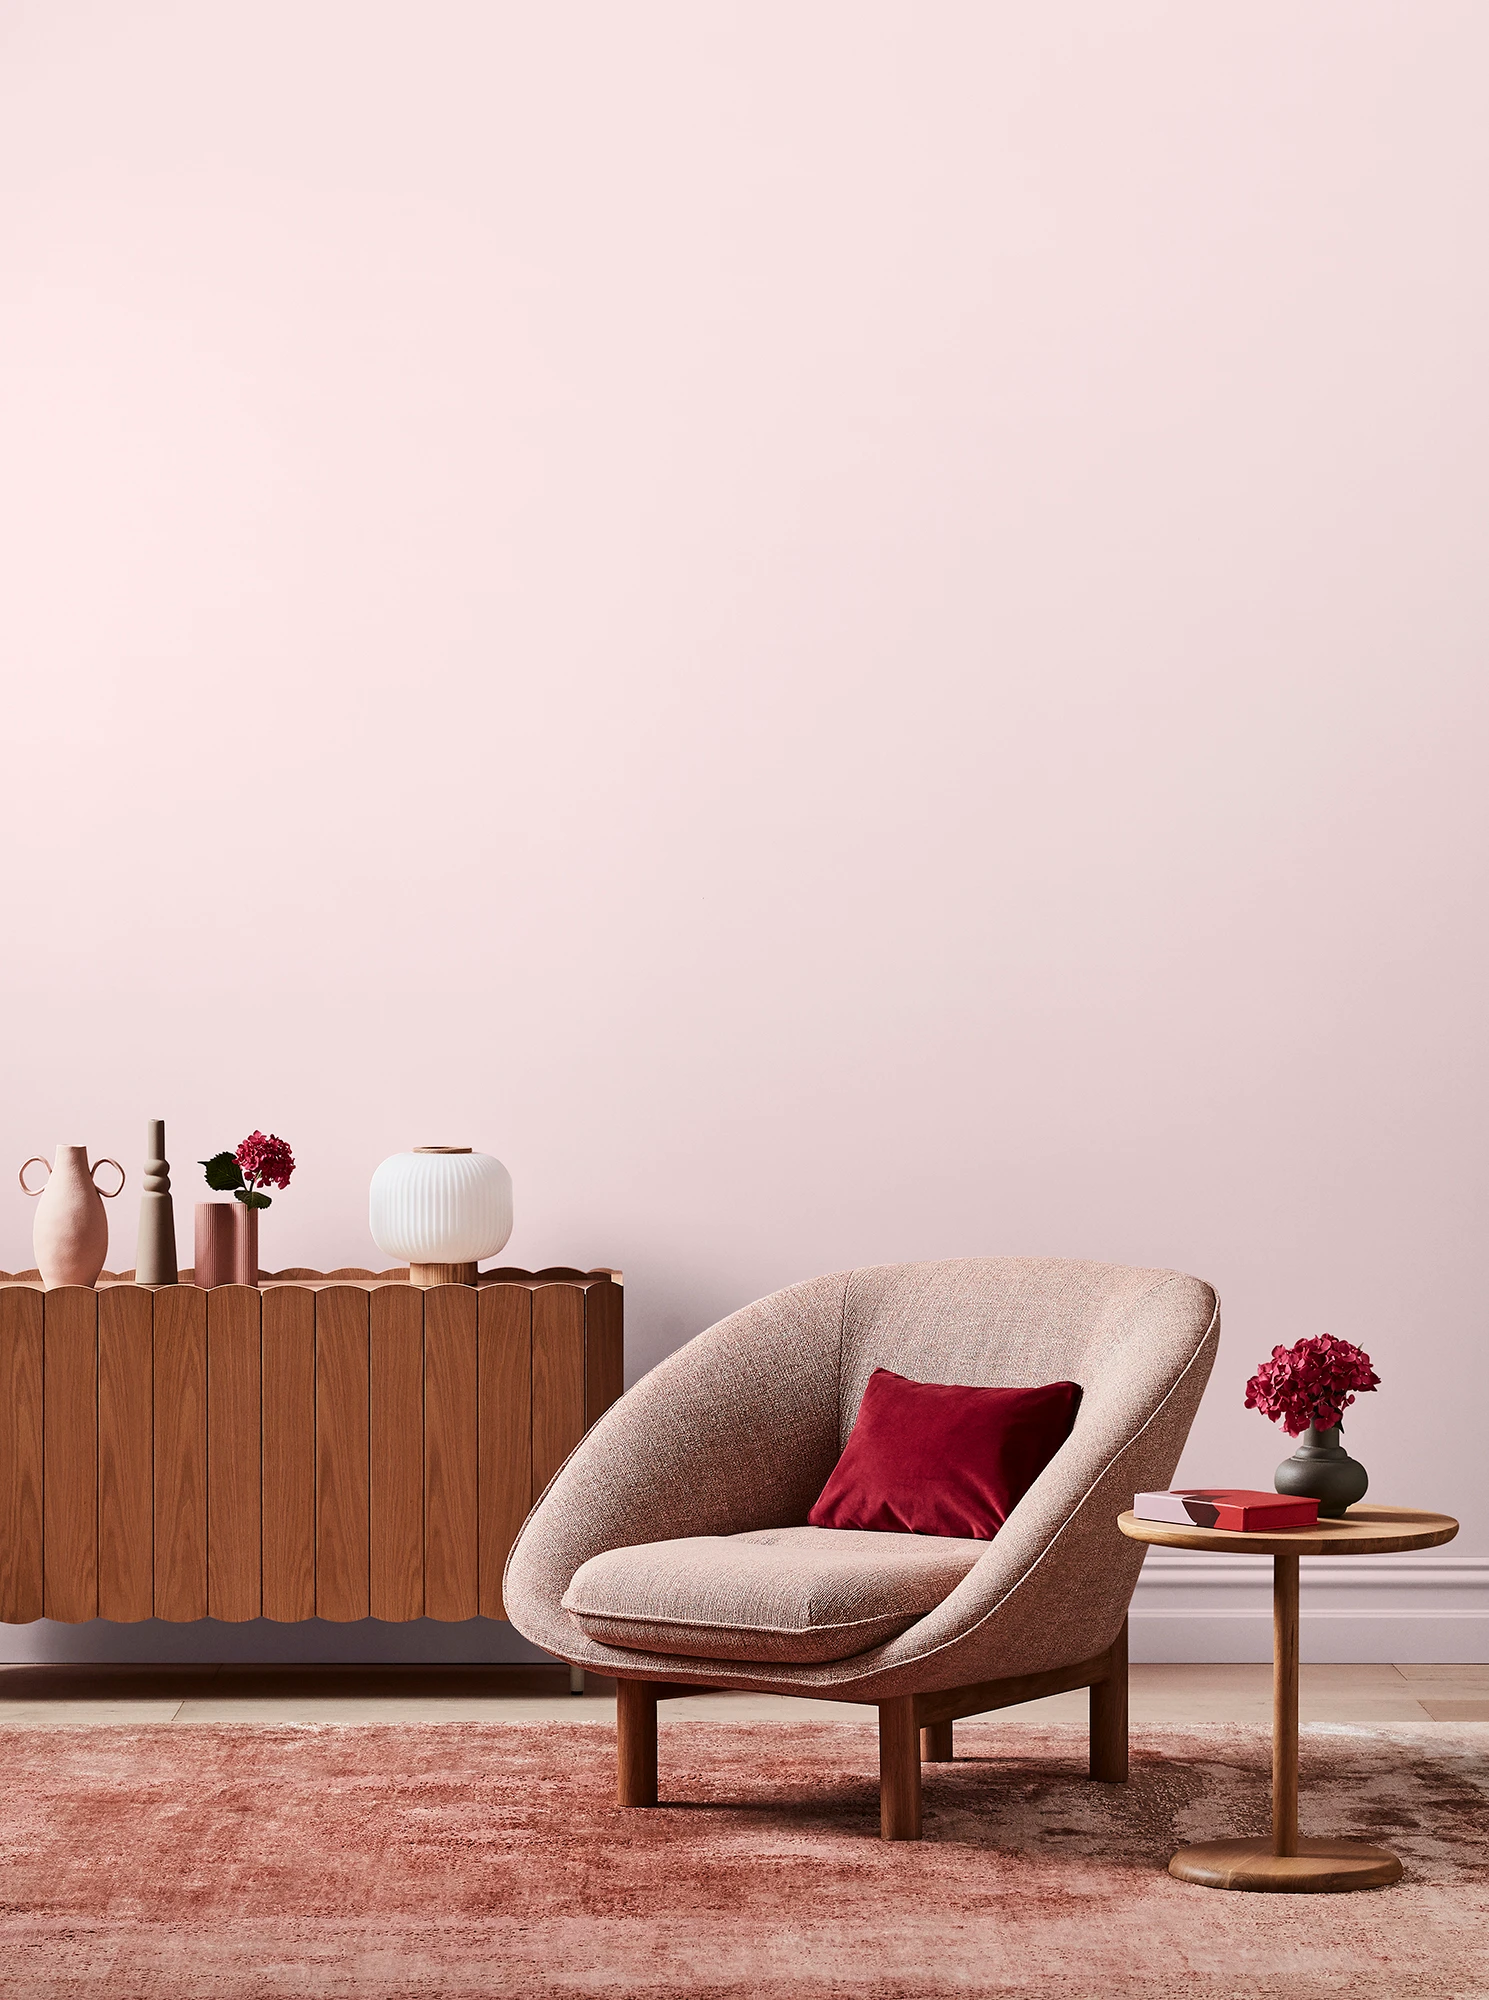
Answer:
xmin=91 ymin=1158 xmax=126 ymax=1198
xmin=18 ymin=1157 xmax=49 ymax=1196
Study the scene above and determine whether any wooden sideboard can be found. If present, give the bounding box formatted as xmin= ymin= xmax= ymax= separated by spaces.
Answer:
xmin=0 ymin=1268 xmax=622 ymax=1625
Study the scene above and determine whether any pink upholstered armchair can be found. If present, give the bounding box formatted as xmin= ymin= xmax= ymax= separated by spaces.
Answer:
xmin=505 ymin=1258 xmax=1219 ymax=1839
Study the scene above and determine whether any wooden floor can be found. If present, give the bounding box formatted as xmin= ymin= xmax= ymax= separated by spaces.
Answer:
xmin=0 ymin=1661 xmax=1484 ymax=1727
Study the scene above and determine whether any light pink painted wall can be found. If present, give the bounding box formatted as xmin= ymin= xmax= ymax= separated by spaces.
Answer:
xmin=3 ymin=0 xmax=1486 ymax=1627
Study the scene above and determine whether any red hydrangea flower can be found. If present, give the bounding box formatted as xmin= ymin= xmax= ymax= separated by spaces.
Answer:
xmin=1244 ymin=1334 xmax=1379 ymax=1437
xmin=236 ymin=1131 xmax=296 ymax=1192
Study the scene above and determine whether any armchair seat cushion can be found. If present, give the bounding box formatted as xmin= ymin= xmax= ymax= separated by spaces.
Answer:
xmin=561 ymin=1524 xmax=987 ymax=1664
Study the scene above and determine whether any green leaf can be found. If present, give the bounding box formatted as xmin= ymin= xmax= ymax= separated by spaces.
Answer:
xmin=235 ymin=1189 xmax=272 ymax=1209
xmin=201 ymin=1152 xmax=244 ymax=1192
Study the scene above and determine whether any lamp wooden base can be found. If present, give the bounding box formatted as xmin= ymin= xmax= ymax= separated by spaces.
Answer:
xmin=408 ymin=1261 xmax=478 ymax=1287
xmin=1169 ymin=1836 xmax=1403 ymax=1893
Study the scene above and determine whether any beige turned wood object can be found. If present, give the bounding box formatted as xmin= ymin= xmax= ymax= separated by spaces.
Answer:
xmin=133 ymin=1120 xmax=178 ymax=1287
xmin=1118 ymin=1504 xmax=1459 ymax=1892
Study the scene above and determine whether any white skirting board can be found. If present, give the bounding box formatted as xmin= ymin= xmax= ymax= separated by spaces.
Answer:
xmin=3 ymin=1557 xmax=1485 ymax=1667
xmin=1130 ymin=1551 xmax=1489 ymax=1663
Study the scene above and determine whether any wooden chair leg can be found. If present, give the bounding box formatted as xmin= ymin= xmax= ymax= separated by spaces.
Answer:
xmin=617 ymin=1678 xmax=659 ymax=1806
xmin=920 ymin=1719 xmax=954 ymax=1762
xmin=1089 ymin=1615 xmax=1129 ymax=1783
xmin=879 ymin=1696 xmax=922 ymax=1839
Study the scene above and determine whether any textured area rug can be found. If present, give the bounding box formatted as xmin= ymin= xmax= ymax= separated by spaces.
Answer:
xmin=0 ymin=1720 xmax=1485 ymax=1999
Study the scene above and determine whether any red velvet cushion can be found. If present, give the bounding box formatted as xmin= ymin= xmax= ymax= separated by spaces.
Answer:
xmin=807 ymin=1369 xmax=1082 ymax=1540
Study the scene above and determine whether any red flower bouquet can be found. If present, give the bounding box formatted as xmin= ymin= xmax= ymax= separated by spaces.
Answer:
xmin=200 ymin=1131 xmax=296 ymax=1210
xmin=1244 ymin=1334 xmax=1379 ymax=1437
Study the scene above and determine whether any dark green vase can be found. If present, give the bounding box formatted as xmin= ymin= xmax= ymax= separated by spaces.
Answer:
xmin=1273 ymin=1424 xmax=1368 ymax=1519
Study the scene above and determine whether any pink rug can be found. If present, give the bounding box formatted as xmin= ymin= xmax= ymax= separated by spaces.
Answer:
xmin=0 ymin=1720 xmax=1484 ymax=1998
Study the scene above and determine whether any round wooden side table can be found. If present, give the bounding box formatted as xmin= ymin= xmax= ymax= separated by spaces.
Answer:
xmin=1118 ymin=1502 xmax=1458 ymax=1892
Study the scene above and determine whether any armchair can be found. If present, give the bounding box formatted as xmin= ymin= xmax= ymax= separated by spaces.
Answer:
xmin=504 ymin=1258 xmax=1219 ymax=1839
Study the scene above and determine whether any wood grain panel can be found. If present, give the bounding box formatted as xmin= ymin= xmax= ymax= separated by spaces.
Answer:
xmin=316 ymin=1286 xmax=370 ymax=1621
xmin=370 ymin=1285 xmax=423 ymax=1621
xmin=1 ymin=1267 xmax=619 ymax=1630
xmin=582 ymin=1280 xmax=624 ymax=1429
xmin=43 ymin=1288 xmax=98 ymax=1622
xmin=423 ymin=1286 xmax=478 ymax=1621
xmin=154 ymin=1286 xmax=207 ymax=1619
xmin=531 ymin=1284 xmax=585 ymax=1498
xmin=478 ymin=1284 xmax=531 ymax=1617
xmin=98 ymin=1286 xmax=153 ymax=1621
xmin=0 ymin=1288 xmax=43 ymax=1622
xmin=207 ymin=1286 xmax=262 ymax=1621
xmin=262 ymin=1287 xmax=315 ymax=1621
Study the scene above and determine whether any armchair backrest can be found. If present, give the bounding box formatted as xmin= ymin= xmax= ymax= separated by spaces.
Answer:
xmin=825 ymin=1257 xmax=1218 ymax=1687
xmin=840 ymin=1256 xmax=1214 ymax=1447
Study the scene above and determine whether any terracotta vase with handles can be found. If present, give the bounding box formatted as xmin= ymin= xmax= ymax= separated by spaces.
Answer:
xmin=19 ymin=1146 xmax=126 ymax=1288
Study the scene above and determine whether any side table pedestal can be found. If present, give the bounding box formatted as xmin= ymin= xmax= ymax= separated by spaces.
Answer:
xmin=1118 ymin=1505 xmax=1458 ymax=1894
xmin=1168 ymin=1836 xmax=1401 ymax=1893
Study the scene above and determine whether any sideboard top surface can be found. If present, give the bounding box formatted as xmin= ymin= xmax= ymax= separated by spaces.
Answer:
xmin=0 ymin=1265 xmax=621 ymax=1293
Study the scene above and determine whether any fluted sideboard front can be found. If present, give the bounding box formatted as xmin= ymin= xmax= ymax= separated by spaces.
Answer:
xmin=0 ymin=1269 xmax=622 ymax=1624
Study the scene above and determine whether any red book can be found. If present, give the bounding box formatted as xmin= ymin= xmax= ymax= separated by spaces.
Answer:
xmin=1133 ymin=1489 xmax=1320 ymax=1531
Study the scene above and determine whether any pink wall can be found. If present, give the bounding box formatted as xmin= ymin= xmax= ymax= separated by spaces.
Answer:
xmin=2 ymin=5 xmax=1485 ymax=1657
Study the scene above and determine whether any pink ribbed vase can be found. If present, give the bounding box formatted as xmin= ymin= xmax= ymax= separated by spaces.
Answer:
xmin=232 ymin=1204 xmax=259 ymax=1286
xmin=194 ymin=1203 xmax=235 ymax=1288
xmin=194 ymin=1201 xmax=260 ymax=1287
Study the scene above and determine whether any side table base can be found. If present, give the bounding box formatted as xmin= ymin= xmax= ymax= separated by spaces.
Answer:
xmin=1169 ymin=1836 xmax=1403 ymax=1893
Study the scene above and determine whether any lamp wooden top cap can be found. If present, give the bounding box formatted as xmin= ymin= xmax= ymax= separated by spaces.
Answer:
xmin=414 ymin=1146 xmax=471 ymax=1153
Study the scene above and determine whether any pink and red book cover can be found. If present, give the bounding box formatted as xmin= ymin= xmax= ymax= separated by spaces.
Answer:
xmin=1133 ymin=1489 xmax=1320 ymax=1531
